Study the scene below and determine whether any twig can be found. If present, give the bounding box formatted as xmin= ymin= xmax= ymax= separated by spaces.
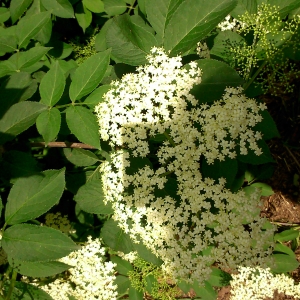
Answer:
xmin=270 ymin=221 xmax=300 ymax=227
xmin=284 ymin=145 xmax=300 ymax=171
xmin=30 ymin=142 xmax=97 ymax=149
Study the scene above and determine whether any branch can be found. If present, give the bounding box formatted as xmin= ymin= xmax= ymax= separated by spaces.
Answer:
xmin=30 ymin=142 xmax=97 ymax=149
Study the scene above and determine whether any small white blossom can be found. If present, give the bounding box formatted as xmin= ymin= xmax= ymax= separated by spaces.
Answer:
xmin=196 ymin=42 xmax=210 ymax=58
xmin=218 ymin=15 xmax=244 ymax=31
xmin=230 ymin=266 xmax=300 ymax=300
xmin=30 ymin=237 xmax=117 ymax=300
xmin=96 ymin=48 xmax=275 ymax=285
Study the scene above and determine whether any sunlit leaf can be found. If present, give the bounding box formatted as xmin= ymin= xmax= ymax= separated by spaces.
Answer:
xmin=100 ymin=219 xmax=135 ymax=253
xmin=66 ymin=106 xmax=101 ymax=149
xmin=0 ymin=101 xmax=47 ymax=144
xmin=75 ymin=1 xmax=92 ymax=33
xmin=17 ymin=11 xmax=51 ymax=48
xmin=5 ymin=168 xmax=65 ymax=225
xmin=36 ymin=108 xmax=61 ymax=144
xmin=41 ymin=0 xmax=74 ymax=18
xmin=83 ymin=0 xmax=104 ymax=13
xmin=74 ymin=180 xmax=114 ymax=214
xmin=40 ymin=60 xmax=66 ymax=106
xmin=10 ymin=0 xmax=33 ymax=24
xmin=69 ymin=49 xmax=111 ymax=101
xmin=164 ymin=0 xmax=238 ymax=55
xmin=2 ymin=224 xmax=80 ymax=261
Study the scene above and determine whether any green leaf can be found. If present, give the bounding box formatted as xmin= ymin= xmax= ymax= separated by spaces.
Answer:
xmin=41 ymin=0 xmax=74 ymax=18
xmin=63 ymin=148 xmax=99 ymax=166
xmin=3 ymin=281 xmax=53 ymax=300
xmin=245 ymin=163 xmax=275 ymax=182
xmin=137 ymin=0 xmax=146 ymax=14
xmin=95 ymin=19 xmax=113 ymax=52
xmin=103 ymin=0 xmax=127 ymax=16
xmin=17 ymin=11 xmax=51 ymax=48
xmin=133 ymin=242 xmax=163 ymax=266
xmin=0 ymin=150 xmax=40 ymax=180
xmin=75 ymin=204 xmax=95 ymax=225
xmin=83 ymin=85 xmax=111 ymax=107
xmin=253 ymin=109 xmax=280 ymax=140
xmin=0 ymin=7 xmax=10 ymax=23
xmin=111 ymin=256 xmax=133 ymax=275
xmin=206 ymin=267 xmax=232 ymax=287
xmin=10 ymin=46 xmax=51 ymax=71
xmin=65 ymin=171 xmax=93 ymax=194
xmin=251 ymin=182 xmax=274 ymax=196
xmin=36 ymin=108 xmax=61 ymax=144
xmin=74 ymin=180 xmax=114 ymax=214
xmin=58 ymin=59 xmax=78 ymax=75
xmin=271 ymin=253 xmax=299 ymax=273
xmin=191 ymin=59 xmax=244 ymax=103
xmin=114 ymin=275 xmax=130 ymax=295
xmin=10 ymin=0 xmax=33 ymax=24
xmin=178 ymin=281 xmax=192 ymax=294
xmin=5 ymin=168 xmax=65 ymax=225
xmin=129 ymin=286 xmax=143 ymax=300
xmin=36 ymin=17 xmax=53 ymax=44
xmin=274 ymin=229 xmax=300 ymax=243
xmin=274 ymin=243 xmax=296 ymax=258
xmin=0 ymin=35 xmax=18 ymax=54
xmin=164 ymin=0 xmax=238 ymax=55
xmin=231 ymin=0 xmax=257 ymax=18
xmin=201 ymin=156 xmax=238 ymax=188
xmin=75 ymin=1 xmax=92 ymax=33
xmin=192 ymin=281 xmax=217 ymax=300
xmin=126 ymin=156 xmax=152 ymax=175
xmin=26 ymin=0 xmax=53 ymax=44
xmin=8 ymin=257 xmax=71 ymax=277
xmin=210 ymin=30 xmax=245 ymax=60
xmin=0 ymin=101 xmax=47 ymax=145
xmin=0 ymin=60 xmax=16 ymax=78
xmin=268 ymin=0 xmax=300 ymax=18
xmin=100 ymin=219 xmax=135 ymax=253
xmin=106 ymin=14 xmax=157 ymax=65
xmin=48 ymin=40 xmax=73 ymax=59
xmin=0 ymin=72 xmax=33 ymax=118
xmin=65 ymin=106 xmax=101 ymax=149
xmin=69 ymin=49 xmax=110 ymax=101
xmin=237 ymin=139 xmax=275 ymax=165
xmin=145 ymin=274 xmax=156 ymax=294
xmin=2 ymin=224 xmax=80 ymax=262
xmin=40 ymin=61 xmax=66 ymax=106
xmin=83 ymin=0 xmax=104 ymax=13
xmin=145 ymin=0 xmax=184 ymax=45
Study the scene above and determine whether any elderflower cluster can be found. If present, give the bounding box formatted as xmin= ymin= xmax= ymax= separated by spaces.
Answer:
xmin=44 ymin=212 xmax=72 ymax=234
xmin=95 ymin=47 xmax=202 ymax=157
xmin=196 ymin=86 xmax=266 ymax=164
xmin=230 ymin=266 xmax=300 ymax=300
xmin=96 ymin=48 xmax=275 ymax=284
xmin=218 ymin=15 xmax=242 ymax=31
xmin=33 ymin=237 xmax=117 ymax=300
xmin=196 ymin=42 xmax=210 ymax=58
xmin=225 ymin=3 xmax=300 ymax=88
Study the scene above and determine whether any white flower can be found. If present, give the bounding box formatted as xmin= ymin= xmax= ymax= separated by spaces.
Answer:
xmin=96 ymin=47 xmax=275 ymax=285
xmin=30 ymin=237 xmax=118 ymax=300
xmin=230 ymin=266 xmax=300 ymax=300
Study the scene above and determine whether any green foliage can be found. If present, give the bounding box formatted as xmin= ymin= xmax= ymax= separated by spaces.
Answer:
xmin=128 ymin=257 xmax=178 ymax=300
xmin=0 ymin=0 xmax=298 ymax=299
xmin=2 ymin=224 xmax=79 ymax=261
